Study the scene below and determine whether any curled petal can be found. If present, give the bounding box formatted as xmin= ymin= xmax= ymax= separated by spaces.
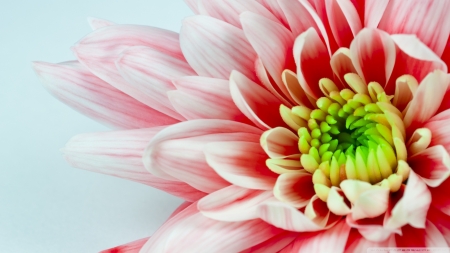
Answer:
xmin=346 ymin=215 xmax=399 ymax=242
xmin=385 ymin=171 xmax=431 ymax=230
xmin=409 ymin=146 xmax=450 ymax=188
xmin=260 ymin=127 xmax=299 ymax=159
xmin=204 ymin=141 xmax=278 ymax=190
xmin=274 ymin=171 xmax=315 ymax=208
xmin=63 ymin=128 xmax=205 ymax=202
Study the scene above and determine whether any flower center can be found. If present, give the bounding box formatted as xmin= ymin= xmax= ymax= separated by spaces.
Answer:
xmin=280 ymin=73 xmax=410 ymax=202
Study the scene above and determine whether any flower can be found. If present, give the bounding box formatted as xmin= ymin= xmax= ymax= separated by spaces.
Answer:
xmin=33 ymin=0 xmax=450 ymax=252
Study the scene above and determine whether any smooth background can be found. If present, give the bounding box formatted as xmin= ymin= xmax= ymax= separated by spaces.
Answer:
xmin=0 ymin=1 xmax=190 ymax=252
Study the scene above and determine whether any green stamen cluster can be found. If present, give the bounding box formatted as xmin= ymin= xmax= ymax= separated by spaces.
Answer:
xmin=280 ymin=74 xmax=407 ymax=201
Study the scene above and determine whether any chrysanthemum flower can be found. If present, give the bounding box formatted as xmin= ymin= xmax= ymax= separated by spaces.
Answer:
xmin=34 ymin=0 xmax=450 ymax=252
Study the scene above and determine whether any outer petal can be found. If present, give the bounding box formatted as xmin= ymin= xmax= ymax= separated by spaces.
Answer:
xmin=294 ymin=28 xmax=334 ymax=98
xmin=330 ymin=48 xmax=357 ymax=86
xmin=240 ymin=12 xmax=295 ymax=99
xmin=184 ymin=0 xmax=200 ymax=14
xmin=196 ymin=0 xmax=278 ymax=29
xmin=73 ymin=25 xmax=185 ymax=110
xmin=403 ymin=70 xmax=450 ymax=131
xmin=426 ymin=110 xmax=450 ymax=154
xmin=87 ymin=17 xmax=114 ymax=30
xmin=395 ymin=222 xmax=448 ymax=248
xmin=116 ymin=46 xmax=196 ymax=120
xmin=325 ymin=0 xmax=362 ymax=47
xmin=63 ymin=128 xmax=205 ymax=202
xmin=230 ymin=71 xmax=286 ymax=129
xmin=33 ymin=61 xmax=178 ymax=129
xmin=279 ymin=219 xmax=351 ymax=253
xmin=258 ymin=201 xmax=324 ymax=232
xmin=204 ymin=141 xmax=278 ymax=190
xmin=346 ymin=215 xmax=399 ymax=242
xmin=344 ymin=229 xmax=396 ymax=252
xmin=140 ymin=202 xmax=283 ymax=253
xmin=385 ymin=171 xmax=431 ymax=230
xmin=170 ymin=76 xmax=250 ymax=123
xmin=198 ymin=185 xmax=274 ymax=221
xmin=241 ymin=231 xmax=298 ymax=253
xmin=278 ymin=0 xmax=319 ymax=38
xmin=101 ymin=237 xmax=149 ymax=253
xmin=350 ymin=28 xmax=395 ymax=86
xmin=378 ymin=0 xmax=450 ymax=56
xmin=180 ymin=16 xmax=257 ymax=80
xmin=408 ymin=146 xmax=450 ymax=187
xmin=363 ymin=0 xmax=389 ymax=28
xmin=143 ymin=119 xmax=262 ymax=192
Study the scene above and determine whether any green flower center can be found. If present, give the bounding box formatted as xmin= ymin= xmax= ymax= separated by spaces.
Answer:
xmin=280 ymin=74 xmax=409 ymax=202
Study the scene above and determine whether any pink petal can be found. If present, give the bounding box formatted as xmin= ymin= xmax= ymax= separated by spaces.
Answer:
xmin=241 ymin=231 xmax=298 ymax=253
xmin=274 ymin=171 xmax=315 ymax=208
xmin=363 ymin=0 xmax=389 ymax=28
xmin=204 ymin=141 xmax=278 ymax=190
xmin=63 ymin=128 xmax=205 ymax=202
xmin=427 ymin=207 xmax=450 ymax=245
xmin=197 ymin=185 xmax=274 ymax=221
xmin=100 ymin=237 xmax=149 ymax=253
xmin=344 ymin=229 xmax=396 ymax=252
xmin=256 ymin=0 xmax=289 ymax=27
xmin=168 ymin=201 xmax=193 ymax=219
xmin=403 ymin=70 xmax=450 ymax=132
xmin=426 ymin=110 xmax=450 ymax=154
xmin=183 ymin=0 xmax=200 ymax=14
xmin=116 ymin=46 xmax=196 ymax=121
xmin=240 ymin=12 xmax=295 ymax=99
xmin=230 ymin=71 xmax=286 ymax=129
xmin=140 ymin=202 xmax=284 ymax=253
xmin=330 ymin=48 xmax=357 ymax=87
xmin=346 ymin=215 xmax=399 ymax=242
xmin=87 ymin=17 xmax=114 ymax=30
xmin=349 ymin=28 xmax=396 ymax=86
xmin=408 ymin=146 xmax=450 ymax=187
xmin=33 ymin=61 xmax=179 ymax=129
xmin=378 ymin=0 xmax=450 ymax=56
xmin=180 ymin=16 xmax=257 ymax=80
xmin=196 ymin=0 xmax=278 ymax=29
xmin=279 ymin=219 xmax=351 ymax=253
xmin=442 ymin=37 xmax=450 ymax=69
xmin=294 ymin=28 xmax=334 ymax=99
xmin=278 ymin=0 xmax=319 ymax=37
xmin=395 ymin=222 xmax=448 ymax=248
xmin=305 ymin=0 xmax=339 ymax=53
xmin=325 ymin=0 xmax=362 ymax=48
xmin=428 ymin=173 xmax=450 ymax=217
xmin=385 ymin=171 xmax=431 ymax=230
xmin=258 ymin=201 xmax=324 ymax=232
xmin=73 ymin=25 xmax=185 ymax=108
xmin=169 ymin=76 xmax=251 ymax=123
xmin=260 ymin=127 xmax=299 ymax=159
xmin=143 ymin=119 xmax=262 ymax=192
xmin=389 ymin=35 xmax=448 ymax=86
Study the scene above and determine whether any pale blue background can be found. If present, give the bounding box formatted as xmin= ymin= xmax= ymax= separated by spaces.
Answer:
xmin=0 ymin=1 xmax=191 ymax=252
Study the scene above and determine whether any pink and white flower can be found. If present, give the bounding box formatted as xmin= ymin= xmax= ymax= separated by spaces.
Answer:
xmin=34 ymin=0 xmax=450 ymax=252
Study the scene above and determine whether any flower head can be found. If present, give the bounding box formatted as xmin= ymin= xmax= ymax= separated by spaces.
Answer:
xmin=35 ymin=0 xmax=450 ymax=252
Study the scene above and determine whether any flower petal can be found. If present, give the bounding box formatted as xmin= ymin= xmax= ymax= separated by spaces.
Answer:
xmin=241 ymin=231 xmax=298 ymax=253
xmin=197 ymin=0 xmax=278 ymax=29
xmin=378 ymin=0 xmax=450 ymax=56
xmin=349 ymin=28 xmax=395 ymax=86
xmin=363 ymin=0 xmax=389 ymax=28
xmin=87 ymin=17 xmax=114 ymax=30
xmin=184 ymin=0 xmax=200 ymax=14
xmin=325 ymin=0 xmax=362 ymax=47
xmin=230 ymin=71 xmax=286 ymax=129
xmin=116 ymin=46 xmax=195 ymax=120
xmin=180 ymin=15 xmax=257 ymax=80
xmin=346 ymin=215 xmax=399 ymax=242
xmin=403 ymin=70 xmax=450 ymax=132
xmin=258 ymin=201 xmax=324 ymax=232
xmin=274 ymin=171 xmax=315 ymax=208
xmin=278 ymin=0 xmax=319 ymax=37
xmin=294 ymin=28 xmax=334 ymax=99
xmin=426 ymin=110 xmax=450 ymax=154
xmin=141 ymin=202 xmax=283 ymax=253
xmin=279 ymin=219 xmax=351 ymax=253
xmin=100 ymin=237 xmax=149 ymax=253
xmin=169 ymin=76 xmax=250 ymax=123
xmin=240 ymin=12 xmax=295 ymax=99
xmin=344 ymin=230 xmax=396 ymax=253
xmin=143 ymin=119 xmax=262 ymax=191
xmin=395 ymin=222 xmax=448 ymax=248
xmin=408 ymin=145 xmax=450 ymax=187
xmin=260 ymin=127 xmax=299 ymax=159
xmin=330 ymin=47 xmax=357 ymax=87
xmin=385 ymin=171 xmax=431 ymax=229
xmin=63 ymin=128 xmax=205 ymax=202
xmin=73 ymin=25 xmax=184 ymax=108
xmin=33 ymin=61 xmax=178 ymax=129
xmin=198 ymin=185 xmax=274 ymax=221
xmin=204 ymin=141 xmax=278 ymax=190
